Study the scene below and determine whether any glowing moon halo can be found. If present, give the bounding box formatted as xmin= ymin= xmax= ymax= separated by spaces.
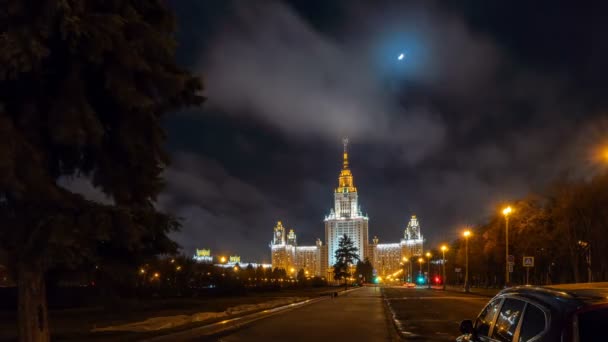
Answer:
xmin=398 ymin=53 xmax=405 ymax=60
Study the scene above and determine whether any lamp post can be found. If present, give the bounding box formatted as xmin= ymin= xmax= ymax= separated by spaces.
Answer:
xmin=502 ymin=206 xmax=512 ymax=287
xmin=441 ymin=245 xmax=448 ymax=290
xmin=425 ymin=252 xmax=432 ymax=289
xmin=402 ymin=257 xmax=408 ymax=283
xmin=418 ymin=257 xmax=424 ymax=285
xmin=463 ymin=230 xmax=471 ymax=292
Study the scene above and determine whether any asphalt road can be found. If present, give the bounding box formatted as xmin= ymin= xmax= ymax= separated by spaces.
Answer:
xmin=215 ymin=286 xmax=396 ymax=341
xmin=383 ymin=286 xmax=489 ymax=341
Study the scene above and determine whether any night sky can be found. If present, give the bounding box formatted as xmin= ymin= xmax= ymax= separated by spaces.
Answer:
xmin=113 ymin=1 xmax=608 ymax=262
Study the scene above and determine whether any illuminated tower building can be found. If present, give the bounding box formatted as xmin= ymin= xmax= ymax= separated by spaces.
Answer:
xmin=287 ymin=229 xmax=297 ymax=246
xmin=270 ymin=222 xmax=322 ymax=276
xmin=323 ymin=138 xmax=369 ymax=278
xmin=402 ymin=215 xmax=424 ymax=256
xmin=270 ymin=221 xmax=290 ymax=271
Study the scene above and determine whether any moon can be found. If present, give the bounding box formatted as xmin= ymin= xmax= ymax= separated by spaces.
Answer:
xmin=398 ymin=53 xmax=405 ymax=60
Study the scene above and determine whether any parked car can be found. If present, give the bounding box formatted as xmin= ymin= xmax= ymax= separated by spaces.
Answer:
xmin=457 ymin=282 xmax=608 ymax=342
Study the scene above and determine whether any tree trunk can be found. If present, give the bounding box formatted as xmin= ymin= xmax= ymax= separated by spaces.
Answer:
xmin=17 ymin=263 xmax=49 ymax=342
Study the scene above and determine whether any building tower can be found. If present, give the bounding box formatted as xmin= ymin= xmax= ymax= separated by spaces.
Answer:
xmin=402 ymin=215 xmax=424 ymax=257
xmin=271 ymin=221 xmax=290 ymax=271
xmin=323 ymin=138 xmax=369 ymax=278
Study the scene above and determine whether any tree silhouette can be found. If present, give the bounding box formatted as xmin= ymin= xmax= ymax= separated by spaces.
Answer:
xmin=0 ymin=1 xmax=203 ymax=340
xmin=355 ymin=258 xmax=374 ymax=283
xmin=333 ymin=234 xmax=359 ymax=290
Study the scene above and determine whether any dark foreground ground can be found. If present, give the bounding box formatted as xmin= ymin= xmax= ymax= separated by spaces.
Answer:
xmin=0 ymin=286 xmax=340 ymax=341
xmin=384 ymin=286 xmax=489 ymax=341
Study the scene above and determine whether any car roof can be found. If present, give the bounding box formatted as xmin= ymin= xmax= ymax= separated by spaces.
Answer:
xmin=498 ymin=283 xmax=608 ymax=308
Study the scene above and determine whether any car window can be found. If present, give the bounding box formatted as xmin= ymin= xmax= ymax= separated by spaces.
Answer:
xmin=475 ymin=297 xmax=502 ymax=337
xmin=518 ymin=304 xmax=545 ymax=342
xmin=578 ymin=307 xmax=608 ymax=342
xmin=491 ymin=298 xmax=525 ymax=342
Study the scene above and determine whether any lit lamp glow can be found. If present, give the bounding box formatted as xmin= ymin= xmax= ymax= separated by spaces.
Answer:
xmin=502 ymin=206 xmax=513 ymax=287
xmin=440 ymin=245 xmax=448 ymax=290
xmin=463 ymin=229 xmax=471 ymax=292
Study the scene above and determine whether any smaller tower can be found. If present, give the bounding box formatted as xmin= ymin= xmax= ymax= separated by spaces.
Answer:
xmin=273 ymin=221 xmax=286 ymax=245
xmin=287 ymin=229 xmax=297 ymax=246
xmin=403 ymin=215 xmax=424 ymax=256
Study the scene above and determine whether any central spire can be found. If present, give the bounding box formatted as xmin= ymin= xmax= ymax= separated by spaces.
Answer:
xmin=336 ymin=137 xmax=356 ymax=193
xmin=343 ymin=137 xmax=349 ymax=170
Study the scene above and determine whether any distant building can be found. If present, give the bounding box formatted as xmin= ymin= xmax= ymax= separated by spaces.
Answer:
xmin=369 ymin=215 xmax=425 ymax=278
xmin=270 ymin=221 xmax=322 ymax=276
xmin=270 ymin=139 xmax=425 ymax=281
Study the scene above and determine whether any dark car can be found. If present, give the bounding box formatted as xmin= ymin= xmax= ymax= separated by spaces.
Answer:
xmin=457 ymin=282 xmax=608 ymax=342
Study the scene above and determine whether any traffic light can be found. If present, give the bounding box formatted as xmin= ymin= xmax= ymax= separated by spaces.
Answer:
xmin=417 ymin=275 xmax=425 ymax=284
xmin=434 ymin=276 xmax=440 ymax=284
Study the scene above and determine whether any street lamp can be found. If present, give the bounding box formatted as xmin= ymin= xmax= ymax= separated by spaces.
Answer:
xmin=578 ymin=241 xmax=592 ymax=283
xmin=440 ymin=245 xmax=448 ymax=290
xmin=219 ymin=256 xmax=227 ymax=263
xmin=502 ymin=206 xmax=513 ymax=287
xmin=463 ymin=230 xmax=471 ymax=292
xmin=402 ymin=256 xmax=408 ymax=283
xmin=418 ymin=257 xmax=424 ymax=285
xmin=425 ymin=252 xmax=432 ymax=289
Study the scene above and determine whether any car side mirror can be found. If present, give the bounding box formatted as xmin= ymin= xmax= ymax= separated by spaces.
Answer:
xmin=459 ymin=320 xmax=474 ymax=334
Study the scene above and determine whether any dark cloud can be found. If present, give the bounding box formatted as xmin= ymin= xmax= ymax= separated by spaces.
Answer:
xmin=201 ymin=1 xmax=447 ymax=164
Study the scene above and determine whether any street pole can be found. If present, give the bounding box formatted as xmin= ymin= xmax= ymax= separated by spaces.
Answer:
xmin=409 ymin=259 xmax=412 ymax=283
xmin=442 ymin=249 xmax=446 ymax=291
xmin=526 ymin=267 xmax=529 ymax=285
xmin=505 ymin=215 xmax=509 ymax=286
xmin=427 ymin=257 xmax=431 ymax=289
xmin=465 ymin=236 xmax=469 ymax=292
xmin=588 ymin=245 xmax=592 ymax=283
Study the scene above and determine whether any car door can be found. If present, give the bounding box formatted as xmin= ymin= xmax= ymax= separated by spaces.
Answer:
xmin=490 ymin=298 xmax=526 ymax=342
xmin=516 ymin=302 xmax=549 ymax=342
xmin=474 ymin=296 xmax=503 ymax=341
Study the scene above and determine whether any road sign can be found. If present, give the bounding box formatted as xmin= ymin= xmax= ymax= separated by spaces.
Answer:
xmin=523 ymin=256 xmax=535 ymax=267
xmin=455 ymin=268 xmax=462 ymax=273
xmin=508 ymin=255 xmax=515 ymax=263
xmin=508 ymin=264 xmax=514 ymax=273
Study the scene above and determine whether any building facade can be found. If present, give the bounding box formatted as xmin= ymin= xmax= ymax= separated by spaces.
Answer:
xmin=270 ymin=221 xmax=323 ymax=276
xmin=369 ymin=215 xmax=425 ymax=278
xmin=323 ymin=139 xmax=369 ymax=278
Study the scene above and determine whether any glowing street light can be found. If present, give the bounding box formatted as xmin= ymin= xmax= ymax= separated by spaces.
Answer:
xmin=502 ymin=206 xmax=513 ymax=287
xmin=463 ymin=229 xmax=471 ymax=292
xmin=219 ymin=256 xmax=227 ymax=263
xmin=418 ymin=257 xmax=424 ymax=285
xmin=402 ymin=256 xmax=409 ymax=283
xmin=425 ymin=252 xmax=432 ymax=289
xmin=440 ymin=245 xmax=448 ymax=290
